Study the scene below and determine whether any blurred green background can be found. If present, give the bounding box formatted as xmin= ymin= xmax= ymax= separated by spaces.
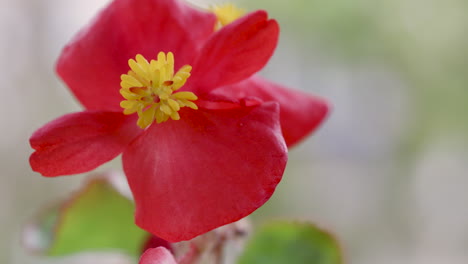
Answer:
xmin=2 ymin=0 xmax=468 ymax=263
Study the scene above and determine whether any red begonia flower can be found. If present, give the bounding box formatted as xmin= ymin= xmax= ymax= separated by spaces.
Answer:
xmin=212 ymin=76 xmax=329 ymax=146
xmin=139 ymin=247 xmax=177 ymax=264
xmin=30 ymin=0 xmax=328 ymax=241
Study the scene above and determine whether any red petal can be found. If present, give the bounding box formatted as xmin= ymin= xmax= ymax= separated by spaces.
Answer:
xmin=57 ymin=0 xmax=216 ymax=111
xmin=189 ymin=10 xmax=279 ymax=94
xmin=122 ymin=103 xmax=287 ymax=242
xmin=212 ymin=76 xmax=330 ymax=147
xmin=141 ymin=235 xmax=173 ymax=254
xmin=139 ymin=247 xmax=177 ymax=264
xmin=30 ymin=111 xmax=141 ymax=176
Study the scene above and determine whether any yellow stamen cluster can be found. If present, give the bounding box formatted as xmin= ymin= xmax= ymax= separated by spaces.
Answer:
xmin=210 ymin=3 xmax=245 ymax=30
xmin=120 ymin=52 xmax=198 ymax=129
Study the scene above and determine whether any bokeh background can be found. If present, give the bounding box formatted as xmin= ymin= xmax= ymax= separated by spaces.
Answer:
xmin=2 ymin=0 xmax=468 ymax=263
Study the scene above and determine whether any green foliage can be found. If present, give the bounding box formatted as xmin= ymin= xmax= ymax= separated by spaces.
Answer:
xmin=238 ymin=222 xmax=342 ymax=264
xmin=24 ymin=176 xmax=147 ymax=257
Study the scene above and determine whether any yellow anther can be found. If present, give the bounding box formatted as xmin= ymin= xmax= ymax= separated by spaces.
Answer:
xmin=120 ymin=52 xmax=198 ymax=129
xmin=210 ymin=3 xmax=246 ymax=30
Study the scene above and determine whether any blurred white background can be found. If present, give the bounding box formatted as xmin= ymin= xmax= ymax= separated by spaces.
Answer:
xmin=2 ymin=0 xmax=468 ymax=263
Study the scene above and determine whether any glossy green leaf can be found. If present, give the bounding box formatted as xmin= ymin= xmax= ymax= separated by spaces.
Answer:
xmin=23 ymin=172 xmax=148 ymax=257
xmin=238 ymin=221 xmax=342 ymax=264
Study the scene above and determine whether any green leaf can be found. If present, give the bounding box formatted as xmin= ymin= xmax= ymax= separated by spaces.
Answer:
xmin=23 ymin=172 xmax=148 ymax=257
xmin=238 ymin=221 xmax=342 ymax=264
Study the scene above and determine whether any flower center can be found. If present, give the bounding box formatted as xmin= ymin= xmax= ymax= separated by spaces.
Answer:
xmin=210 ymin=3 xmax=246 ymax=30
xmin=120 ymin=52 xmax=198 ymax=129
